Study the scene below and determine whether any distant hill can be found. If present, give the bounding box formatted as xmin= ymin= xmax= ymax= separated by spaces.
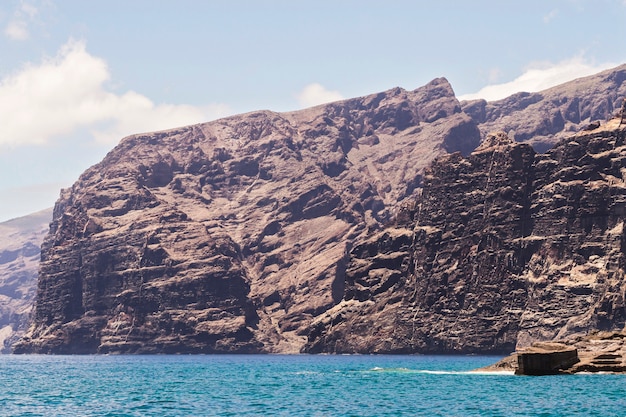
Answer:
xmin=0 ymin=208 xmax=51 ymax=352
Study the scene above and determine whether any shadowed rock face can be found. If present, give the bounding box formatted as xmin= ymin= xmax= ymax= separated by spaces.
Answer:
xmin=15 ymin=78 xmax=481 ymax=354
xmin=305 ymin=120 xmax=626 ymax=354
xmin=0 ymin=209 xmax=51 ymax=352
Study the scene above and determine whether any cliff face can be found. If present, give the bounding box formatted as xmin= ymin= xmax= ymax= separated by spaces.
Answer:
xmin=305 ymin=120 xmax=626 ymax=354
xmin=463 ymin=64 xmax=626 ymax=152
xmin=0 ymin=209 xmax=51 ymax=352
xmin=14 ymin=66 xmax=626 ymax=354
xmin=15 ymin=79 xmax=481 ymax=353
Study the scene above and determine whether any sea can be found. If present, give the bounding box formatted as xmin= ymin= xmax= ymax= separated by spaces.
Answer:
xmin=0 ymin=354 xmax=624 ymax=416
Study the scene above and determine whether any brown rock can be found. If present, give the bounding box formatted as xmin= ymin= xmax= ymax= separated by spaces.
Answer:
xmin=463 ymin=64 xmax=626 ymax=152
xmin=0 ymin=209 xmax=51 ymax=352
xmin=570 ymin=331 xmax=626 ymax=373
xmin=477 ymin=331 xmax=626 ymax=374
xmin=515 ymin=342 xmax=579 ymax=375
xmin=307 ymin=131 xmax=536 ymax=354
xmin=14 ymin=64 xmax=626 ymax=355
xmin=306 ymin=118 xmax=626 ymax=354
xmin=14 ymin=79 xmax=480 ymax=354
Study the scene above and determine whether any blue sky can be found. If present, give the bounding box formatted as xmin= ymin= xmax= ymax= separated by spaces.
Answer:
xmin=1 ymin=0 xmax=626 ymax=222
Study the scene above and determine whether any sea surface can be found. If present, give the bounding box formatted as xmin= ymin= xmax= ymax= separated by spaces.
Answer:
xmin=0 ymin=354 xmax=624 ymax=416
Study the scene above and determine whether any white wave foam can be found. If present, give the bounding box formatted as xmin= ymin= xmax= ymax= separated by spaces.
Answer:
xmin=363 ymin=368 xmax=515 ymax=376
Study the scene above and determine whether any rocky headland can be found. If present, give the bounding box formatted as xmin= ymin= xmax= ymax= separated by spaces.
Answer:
xmin=12 ymin=65 xmax=626 ymax=357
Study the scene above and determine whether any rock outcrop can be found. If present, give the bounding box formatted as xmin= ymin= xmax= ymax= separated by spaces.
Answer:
xmin=463 ymin=64 xmax=626 ymax=152
xmin=0 ymin=209 xmax=51 ymax=352
xmin=305 ymin=118 xmax=626 ymax=354
xmin=15 ymin=79 xmax=481 ymax=353
xmin=477 ymin=331 xmax=626 ymax=374
xmin=13 ymin=65 xmax=626 ymax=354
xmin=569 ymin=331 xmax=626 ymax=373
xmin=514 ymin=342 xmax=580 ymax=375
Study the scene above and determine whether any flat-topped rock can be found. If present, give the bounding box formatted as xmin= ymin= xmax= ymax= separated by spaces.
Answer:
xmin=515 ymin=342 xmax=579 ymax=375
xmin=477 ymin=330 xmax=626 ymax=374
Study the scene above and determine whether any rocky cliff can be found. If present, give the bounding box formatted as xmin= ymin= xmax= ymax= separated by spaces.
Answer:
xmin=15 ymin=78 xmax=481 ymax=353
xmin=14 ymin=65 xmax=626 ymax=354
xmin=463 ymin=64 xmax=626 ymax=152
xmin=0 ymin=209 xmax=51 ymax=352
xmin=305 ymin=119 xmax=626 ymax=353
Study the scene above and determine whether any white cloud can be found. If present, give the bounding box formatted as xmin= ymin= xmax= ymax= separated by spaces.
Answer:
xmin=4 ymin=19 xmax=29 ymax=40
xmin=487 ymin=67 xmax=503 ymax=84
xmin=296 ymin=83 xmax=344 ymax=108
xmin=20 ymin=2 xmax=38 ymax=18
xmin=458 ymin=57 xmax=616 ymax=102
xmin=3 ymin=1 xmax=39 ymax=41
xmin=90 ymin=101 xmax=232 ymax=144
xmin=0 ymin=39 xmax=232 ymax=148
xmin=543 ymin=9 xmax=559 ymax=23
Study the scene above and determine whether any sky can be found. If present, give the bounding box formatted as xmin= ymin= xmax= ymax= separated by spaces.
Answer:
xmin=1 ymin=0 xmax=626 ymax=222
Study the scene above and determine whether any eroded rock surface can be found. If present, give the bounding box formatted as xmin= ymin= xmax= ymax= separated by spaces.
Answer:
xmin=463 ymin=64 xmax=626 ymax=152
xmin=0 ymin=209 xmax=51 ymax=352
xmin=15 ymin=79 xmax=480 ymax=353
xmin=478 ymin=331 xmax=626 ymax=374
xmin=14 ymin=65 xmax=626 ymax=355
xmin=514 ymin=342 xmax=580 ymax=375
xmin=306 ymin=119 xmax=626 ymax=354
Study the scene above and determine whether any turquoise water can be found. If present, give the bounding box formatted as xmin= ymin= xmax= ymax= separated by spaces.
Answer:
xmin=0 ymin=355 xmax=624 ymax=416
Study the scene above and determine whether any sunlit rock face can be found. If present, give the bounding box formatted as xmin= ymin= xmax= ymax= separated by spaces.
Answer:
xmin=15 ymin=78 xmax=482 ymax=354
xmin=306 ymin=121 xmax=626 ymax=354
xmin=462 ymin=64 xmax=626 ymax=152
xmin=14 ymin=65 xmax=626 ymax=355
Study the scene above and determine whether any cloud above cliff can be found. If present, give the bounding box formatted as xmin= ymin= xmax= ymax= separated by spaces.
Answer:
xmin=296 ymin=83 xmax=344 ymax=108
xmin=0 ymin=39 xmax=231 ymax=148
xmin=458 ymin=57 xmax=616 ymax=102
